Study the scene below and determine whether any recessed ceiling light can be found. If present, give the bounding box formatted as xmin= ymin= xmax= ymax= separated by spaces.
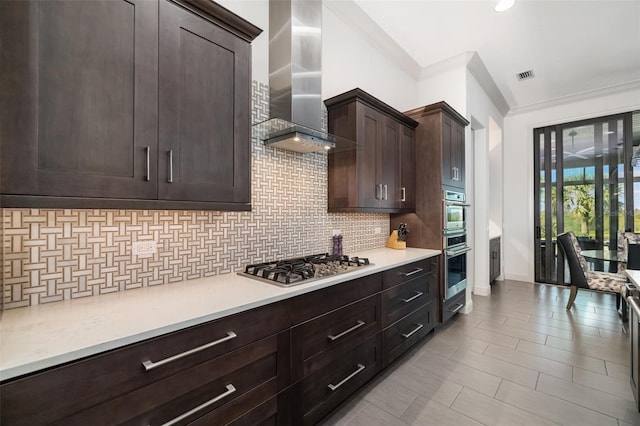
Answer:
xmin=494 ymin=0 xmax=516 ymax=12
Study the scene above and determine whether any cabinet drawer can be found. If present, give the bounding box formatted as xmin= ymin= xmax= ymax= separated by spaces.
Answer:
xmin=383 ymin=303 xmax=434 ymax=366
xmin=289 ymin=273 xmax=382 ymax=324
xmin=1 ymin=302 xmax=289 ymax=425
xmin=382 ymin=274 xmax=431 ymax=328
xmin=296 ymin=334 xmax=381 ymax=426
xmin=291 ymin=294 xmax=381 ymax=381
xmin=383 ymin=258 xmax=432 ymax=289
xmin=442 ymin=290 xmax=466 ymax=323
xmin=56 ymin=332 xmax=288 ymax=425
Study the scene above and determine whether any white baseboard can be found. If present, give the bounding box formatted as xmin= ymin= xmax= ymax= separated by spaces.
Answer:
xmin=505 ymin=272 xmax=530 ymax=282
xmin=473 ymin=286 xmax=491 ymax=296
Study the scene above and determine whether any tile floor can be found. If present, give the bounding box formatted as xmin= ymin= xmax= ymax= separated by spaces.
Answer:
xmin=320 ymin=279 xmax=640 ymax=426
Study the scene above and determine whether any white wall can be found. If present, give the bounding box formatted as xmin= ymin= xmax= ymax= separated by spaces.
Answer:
xmin=489 ymin=116 xmax=503 ymax=241
xmin=216 ymin=0 xmax=270 ymax=84
xmin=322 ymin=4 xmax=417 ymax=110
xmin=416 ymin=62 xmax=467 ymax=114
xmin=218 ymin=0 xmax=418 ymax=111
xmin=503 ymin=85 xmax=640 ymax=282
xmin=466 ymin=71 xmax=506 ymax=300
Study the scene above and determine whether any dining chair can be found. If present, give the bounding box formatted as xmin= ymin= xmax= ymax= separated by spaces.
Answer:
xmin=557 ymin=231 xmax=628 ymax=312
xmin=617 ymin=231 xmax=640 ymax=272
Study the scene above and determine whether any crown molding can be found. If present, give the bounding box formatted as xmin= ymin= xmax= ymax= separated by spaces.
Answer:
xmin=418 ymin=52 xmax=510 ymax=117
xmin=508 ymin=80 xmax=640 ymax=116
xmin=417 ymin=52 xmax=471 ymax=80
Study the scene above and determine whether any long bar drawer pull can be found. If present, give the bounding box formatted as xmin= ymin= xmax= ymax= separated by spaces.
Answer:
xmin=401 ymin=291 xmax=423 ymax=303
xmin=142 ymin=331 xmax=237 ymax=371
xmin=449 ymin=303 xmax=464 ymax=314
xmin=328 ymin=364 xmax=366 ymax=391
xmin=402 ymin=268 xmax=423 ymax=277
xmin=401 ymin=323 xmax=424 ymax=339
xmin=159 ymin=384 xmax=236 ymax=426
xmin=328 ymin=320 xmax=365 ymax=341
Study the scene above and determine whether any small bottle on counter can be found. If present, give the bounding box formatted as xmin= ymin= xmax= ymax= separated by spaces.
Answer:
xmin=332 ymin=234 xmax=343 ymax=256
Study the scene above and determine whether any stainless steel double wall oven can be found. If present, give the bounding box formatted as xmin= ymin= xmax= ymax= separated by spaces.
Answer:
xmin=443 ymin=190 xmax=471 ymax=302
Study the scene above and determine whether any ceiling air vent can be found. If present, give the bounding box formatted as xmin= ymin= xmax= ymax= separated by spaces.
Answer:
xmin=516 ymin=69 xmax=535 ymax=81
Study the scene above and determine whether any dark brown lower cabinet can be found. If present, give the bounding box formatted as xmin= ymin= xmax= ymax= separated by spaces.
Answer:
xmin=383 ymin=303 xmax=434 ymax=367
xmin=381 ymin=258 xmax=438 ymax=367
xmin=293 ymin=335 xmax=382 ymax=426
xmin=442 ymin=290 xmax=466 ymax=323
xmin=1 ymin=256 xmax=442 ymax=426
xmin=490 ymin=237 xmax=501 ymax=283
xmin=0 ymin=302 xmax=290 ymax=426
xmin=56 ymin=333 xmax=289 ymax=425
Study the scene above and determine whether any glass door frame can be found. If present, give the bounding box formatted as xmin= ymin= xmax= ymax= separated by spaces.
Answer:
xmin=534 ymin=112 xmax=634 ymax=285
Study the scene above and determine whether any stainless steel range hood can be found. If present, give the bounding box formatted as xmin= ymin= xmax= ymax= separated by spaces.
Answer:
xmin=253 ymin=0 xmax=336 ymax=153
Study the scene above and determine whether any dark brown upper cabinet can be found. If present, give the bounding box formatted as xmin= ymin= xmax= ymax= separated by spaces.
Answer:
xmin=399 ymin=124 xmax=416 ymax=211
xmin=430 ymin=103 xmax=468 ymax=190
xmin=325 ymin=89 xmax=418 ymax=213
xmin=390 ymin=102 xmax=469 ymax=251
xmin=404 ymin=102 xmax=468 ymax=193
xmin=0 ymin=0 xmax=260 ymax=211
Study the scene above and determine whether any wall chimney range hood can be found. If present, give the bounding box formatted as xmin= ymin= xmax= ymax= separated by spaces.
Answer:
xmin=253 ymin=0 xmax=337 ymax=153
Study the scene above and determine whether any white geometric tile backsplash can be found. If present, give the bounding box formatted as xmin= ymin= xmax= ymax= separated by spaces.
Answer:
xmin=1 ymin=82 xmax=389 ymax=309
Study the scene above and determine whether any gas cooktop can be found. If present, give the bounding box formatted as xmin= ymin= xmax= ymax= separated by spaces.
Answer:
xmin=239 ymin=253 xmax=371 ymax=287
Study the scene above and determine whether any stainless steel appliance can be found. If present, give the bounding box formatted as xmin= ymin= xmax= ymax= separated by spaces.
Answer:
xmin=443 ymin=190 xmax=469 ymax=234
xmin=252 ymin=0 xmax=337 ymax=153
xmin=239 ymin=253 xmax=371 ymax=287
xmin=444 ymin=232 xmax=471 ymax=300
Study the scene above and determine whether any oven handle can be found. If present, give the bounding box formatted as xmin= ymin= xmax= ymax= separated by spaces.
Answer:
xmin=446 ymin=247 xmax=472 ymax=257
xmin=443 ymin=229 xmax=466 ymax=236
xmin=444 ymin=200 xmax=471 ymax=207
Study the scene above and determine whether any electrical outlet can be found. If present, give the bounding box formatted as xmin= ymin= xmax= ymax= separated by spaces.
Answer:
xmin=132 ymin=241 xmax=157 ymax=255
xmin=374 ymin=227 xmax=381 ymax=235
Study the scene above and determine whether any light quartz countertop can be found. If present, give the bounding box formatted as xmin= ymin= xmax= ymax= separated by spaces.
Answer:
xmin=626 ymin=269 xmax=640 ymax=289
xmin=0 ymin=247 xmax=440 ymax=381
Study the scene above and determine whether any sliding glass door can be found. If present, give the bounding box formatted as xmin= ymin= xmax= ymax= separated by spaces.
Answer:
xmin=534 ymin=113 xmax=635 ymax=284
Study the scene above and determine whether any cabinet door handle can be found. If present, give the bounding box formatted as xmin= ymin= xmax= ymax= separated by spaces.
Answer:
xmin=144 ymin=146 xmax=150 ymax=181
xmin=142 ymin=331 xmax=237 ymax=371
xmin=327 ymin=364 xmax=366 ymax=391
xmin=401 ymin=323 xmax=424 ymax=339
xmin=327 ymin=320 xmax=365 ymax=341
xmin=401 ymin=187 xmax=406 ymax=202
xmin=167 ymin=150 xmax=173 ymax=183
xmin=159 ymin=384 xmax=236 ymax=426
xmin=402 ymin=267 xmax=423 ymax=277
xmin=401 ymin=291 xmax=423 ymax=303
xmin=383 ymin=184 xmax=388 ymax=200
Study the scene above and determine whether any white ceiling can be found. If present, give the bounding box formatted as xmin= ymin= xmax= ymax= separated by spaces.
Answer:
xmin=352 ymin=0 xmax=640 ymax=112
